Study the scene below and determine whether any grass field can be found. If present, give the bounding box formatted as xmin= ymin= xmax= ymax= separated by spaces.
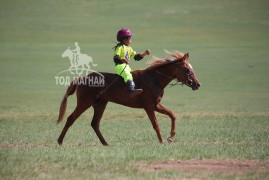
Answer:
xmin=1 ymin=0 xmax=269 ymax=179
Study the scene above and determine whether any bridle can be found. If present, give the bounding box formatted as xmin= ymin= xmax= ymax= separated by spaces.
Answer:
xmin=153 ymin=61 xmax=195 ymax=87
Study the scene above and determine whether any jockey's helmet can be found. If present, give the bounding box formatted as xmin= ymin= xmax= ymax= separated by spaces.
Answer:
xmin=117 ymin=28 xmax=132 ymax=42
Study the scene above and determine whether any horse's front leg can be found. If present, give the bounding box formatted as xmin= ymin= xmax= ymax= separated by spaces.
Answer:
xmin=155 ymin=103 xmax=176 ymax=143
xmin=75 ymin=65 xmax=80 ymax=75
xmin=144 ymin=106 xmax=164 ymax=143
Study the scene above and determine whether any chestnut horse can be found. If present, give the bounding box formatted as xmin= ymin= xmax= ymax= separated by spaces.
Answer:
xmin=57 ymin=51 xmax=200 ymax=145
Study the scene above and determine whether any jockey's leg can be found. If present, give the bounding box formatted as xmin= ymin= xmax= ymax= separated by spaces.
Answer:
xmin=115 ymin=64 xmax=143 ymax=97
xmin=126 ymin=80 xmax=143 ymax=97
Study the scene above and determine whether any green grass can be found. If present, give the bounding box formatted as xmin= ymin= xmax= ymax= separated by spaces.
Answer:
xmin=1 ymin=0 xmax=269 ymax=179
xmin=1 ymin=113 xmax=269 ymax=179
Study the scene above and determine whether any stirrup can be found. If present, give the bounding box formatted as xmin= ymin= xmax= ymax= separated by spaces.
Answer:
xmin=130 ymin=89 xmax=143 ymax=97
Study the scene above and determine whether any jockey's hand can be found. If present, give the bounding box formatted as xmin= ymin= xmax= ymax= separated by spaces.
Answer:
xmin=144 ymin=49 xmax=151 ymax=56
xmin=121 ymin=58 xmax=129 ymax=64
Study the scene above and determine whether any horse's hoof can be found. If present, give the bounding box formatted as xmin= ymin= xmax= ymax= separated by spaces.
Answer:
xmin=167 ymin=137 xmax=173 ymax=143
xmin=101 ymin=141 xmax=109 ymax=146
xmin=57 ymin=139 xmax=63 ymax=145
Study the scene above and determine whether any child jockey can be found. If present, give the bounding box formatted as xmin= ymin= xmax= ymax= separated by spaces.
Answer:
xmin=113 ymin=28 xmax=150 ymax=97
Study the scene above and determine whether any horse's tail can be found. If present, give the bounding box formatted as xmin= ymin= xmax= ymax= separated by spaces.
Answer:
xmin=90 ymin=57 xmax=97 ymax=67
xmin=91 ymin=62 xmax=97 ymax=67
xmin=57 ymin=81 xmax=77 ymax=124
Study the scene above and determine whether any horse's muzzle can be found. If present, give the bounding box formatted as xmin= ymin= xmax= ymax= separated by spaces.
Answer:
xmin=186 ymin=79 xmax=200 ymax=90
xmin=191 ymin=82 xmax=200 ymax=90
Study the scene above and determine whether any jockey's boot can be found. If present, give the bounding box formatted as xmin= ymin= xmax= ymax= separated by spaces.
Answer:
xmin=127 ymin=80 xmax=143 ymax=97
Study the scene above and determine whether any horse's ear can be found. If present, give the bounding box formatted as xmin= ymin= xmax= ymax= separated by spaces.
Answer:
xmin=183 ymin=53 xmax=189 ymax=61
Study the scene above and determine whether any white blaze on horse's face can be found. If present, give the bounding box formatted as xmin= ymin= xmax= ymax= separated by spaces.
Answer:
xmin=188 ymin=63 xmax=193 ymax=70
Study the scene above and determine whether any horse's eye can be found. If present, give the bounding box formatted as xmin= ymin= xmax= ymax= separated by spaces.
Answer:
xmin=185 ymin=69 xmax=190 ymax=75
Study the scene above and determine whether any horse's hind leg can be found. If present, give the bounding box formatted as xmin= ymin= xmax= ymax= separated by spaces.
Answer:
xmin=154 ymin=103 xmax=176 ymax=143
xmin=57 ymin=100 xmax=92 ymax=145
xmin=91 ymin=99 xmax=109 ymax=146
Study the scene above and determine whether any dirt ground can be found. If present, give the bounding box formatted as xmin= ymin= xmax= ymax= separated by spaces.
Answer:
xmin=135 ymin=159 xmax=269 ymax=174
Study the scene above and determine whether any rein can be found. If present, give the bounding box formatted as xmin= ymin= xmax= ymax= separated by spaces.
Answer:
xmin=153 ymin=69 xmax=173 ymax=80
xmin=153 ymin=69 xmax=183 ymax=87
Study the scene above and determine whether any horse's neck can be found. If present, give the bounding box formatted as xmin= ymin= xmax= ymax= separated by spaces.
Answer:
xmin=150 ymin=64 xmax=175 ymax=89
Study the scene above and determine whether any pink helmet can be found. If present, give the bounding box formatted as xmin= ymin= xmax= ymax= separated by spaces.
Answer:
xmin=116 ymin=28 xmax=132 ymax=42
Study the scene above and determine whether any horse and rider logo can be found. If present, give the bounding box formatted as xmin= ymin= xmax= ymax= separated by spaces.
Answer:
xmin=55 ymin=42 xmax=104 ymax=87
xmin=60 ymin=42 xmax=98 ymax=76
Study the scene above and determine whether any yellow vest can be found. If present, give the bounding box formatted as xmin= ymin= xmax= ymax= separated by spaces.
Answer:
xmin=114 ymin=44 xmax=136 ymax=60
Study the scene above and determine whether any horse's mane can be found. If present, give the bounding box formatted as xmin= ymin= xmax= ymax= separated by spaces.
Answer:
xmin=146 ymin=50 xmax=186 ymax=69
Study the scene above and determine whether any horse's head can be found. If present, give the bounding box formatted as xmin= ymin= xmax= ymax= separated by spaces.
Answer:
xmin=61 ymin=48 xmax=72 ymax=58
xmin=173 ymin=53 xmax=200 ymax=90
xmin=146 ymin=50 xmax=201 ymax=90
